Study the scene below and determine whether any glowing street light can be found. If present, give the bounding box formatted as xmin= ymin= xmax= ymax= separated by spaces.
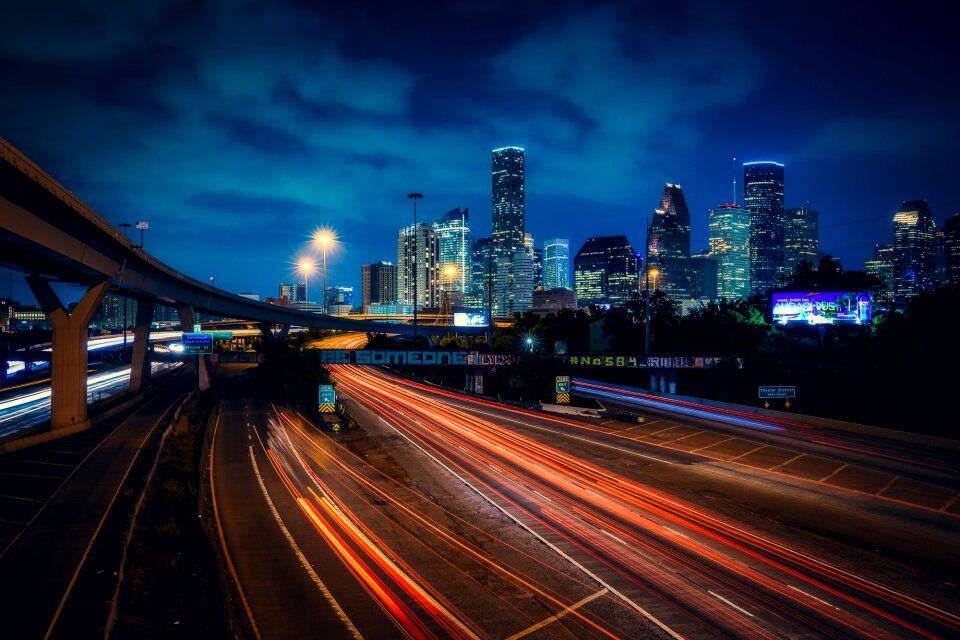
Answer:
xmin=298 ymin=258 xmax=315 ymax=308
xmin=313 ymin=229 xmax=336 ymax=314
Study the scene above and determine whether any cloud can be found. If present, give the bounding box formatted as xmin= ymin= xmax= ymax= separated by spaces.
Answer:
xmin=798 ymin=106 xmax=960 ymax=159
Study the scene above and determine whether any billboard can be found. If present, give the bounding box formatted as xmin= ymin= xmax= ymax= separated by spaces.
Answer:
xmin=453 ymin=312 xmax=488 ymax=327
xmin=771 ymin=292 xmax=872 ymax=326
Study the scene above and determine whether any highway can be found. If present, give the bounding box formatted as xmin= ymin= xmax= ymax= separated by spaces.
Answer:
xmin=0 ymin=362 xmax=181 ymax=438
xmin=210 ymin=333 xmax=959 ymax=638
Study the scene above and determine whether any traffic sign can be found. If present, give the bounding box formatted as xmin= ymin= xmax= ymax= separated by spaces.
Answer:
xmin=182 ymin=333 xmax=212 ymax=354
xmin=556 ymin=392 xmax=570 ymax=404
xmin=318 ymin=384 xmax=336 ymax=405
xmin=206 ymin=331 xmax=234 ymax=340
xmin=759 ymin=385 xmax=795 ymax=399
xmin=318 ymin=403 xmax=336 ymax=413
xmin=556 ymin=375 xmax=571 ymax=394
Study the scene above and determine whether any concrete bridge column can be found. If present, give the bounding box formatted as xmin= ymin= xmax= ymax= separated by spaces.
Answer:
xmin=128 ymin=299 xmax=154 ymax=394
xmin=258 ymin=321 xmax=289 ymax=344
xmin=178 ymin=303 xmax=210 ymax=391
xmin=27 ymin=276 xmax=109 ymax=432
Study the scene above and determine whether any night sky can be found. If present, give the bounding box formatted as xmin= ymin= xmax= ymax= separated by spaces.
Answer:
xmin=1 ymin=1 xmax=958 ymax=304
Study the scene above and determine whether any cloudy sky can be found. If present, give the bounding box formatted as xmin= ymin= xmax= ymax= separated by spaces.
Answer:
xmin=1 ymin=0 xmax=958 ymax=302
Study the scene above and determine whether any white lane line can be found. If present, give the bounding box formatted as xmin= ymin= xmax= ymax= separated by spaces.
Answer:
xmin=506 ymin=588 xmax=609 ymax=640
xmin=788 ymin=584 xmax=839 ymax=610
xmin=662 ymin=526 xmax=690 ymax=539
xmin=462 ymin=406 xmax=675 ymax=465
xmin=247 ymin=444 xmax=364 ymax=640
xmin=708 ymin=591 xmax=754 ymax=618
xmin=370 ymin=413 xmax=685 ymax=640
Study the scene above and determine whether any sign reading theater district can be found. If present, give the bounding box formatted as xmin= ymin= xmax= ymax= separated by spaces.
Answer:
xmin=318 ymin=350 xmax=515 ymax=366
xmin=758 ymin=385 xmax=796 ymax=399
xmin=567 ymin=355 xmax=740 ymax=369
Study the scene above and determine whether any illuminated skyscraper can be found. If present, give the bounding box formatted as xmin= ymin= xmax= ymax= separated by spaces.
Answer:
xmin=470 ymin=237 xmax=495 ymax=310
xmin=784 ymin=206 xmax=819 ymax=272
xmin=864 ymin=243 xmax=895 ymax=302
xmin=708 ymin=203 xmax=751 ymax=299
xmin=491 ymin=147 xmax=525 ymax=250
xmin=743 ymin=161 xmax=785 ymax=295
xmin=433 ymin=207 xmax=472 ymax=295
xmin=574 ymin=236 xmax=639 ymax=306
xmin=647 ymin=183 xmax=692 ymax=301
xmin=279 ymin=282 xmax=306 ymax=303
xmin=543 ymin=238 xmax=570 ymax=290
xmin=397 ymin=223 xmax=439 ymax=309
xmin=361 ymin=261 xmax=397 ymax=309
xmin=892 ymin=200 xmax=937 ymax=302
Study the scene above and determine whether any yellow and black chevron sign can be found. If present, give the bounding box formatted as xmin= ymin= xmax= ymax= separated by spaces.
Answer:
xmin=556 ymin=393 xmax=570 ymax=404
xmin=318 ymin=403 xmax=336 ymax=413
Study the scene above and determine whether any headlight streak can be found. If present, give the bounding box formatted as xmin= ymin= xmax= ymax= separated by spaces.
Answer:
xmin=273 ymin=408 xmax=629 ymax=640
xmin=252 ymin=416 xmax=479 ymax=640
xmin=329 ymin=364 xmax=960 ymax=640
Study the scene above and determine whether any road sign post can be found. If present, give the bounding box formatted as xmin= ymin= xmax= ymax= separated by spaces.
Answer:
xmin=759 ymin=385 xmax=795 ymax=409
xmin=556 ymin=376 xmax=571 ymax=404
xmin=318 ymin=384 xmax=336 ymax=413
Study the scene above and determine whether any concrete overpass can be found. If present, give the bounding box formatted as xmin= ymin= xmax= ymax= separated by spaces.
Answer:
xmin=0 ymin=136 xmax=483 ymax=437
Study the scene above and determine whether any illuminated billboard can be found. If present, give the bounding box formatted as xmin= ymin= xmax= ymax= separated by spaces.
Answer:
xmin=772 ymin=292 xmax=872 ymax=326
xmin=453 ymin=312 xmax=488 ymax=327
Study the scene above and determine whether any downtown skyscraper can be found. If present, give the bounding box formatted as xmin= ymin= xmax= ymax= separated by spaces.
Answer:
xmin=397 ymin=223 xmax=440 ymax=310
xmin=708 ymin=203 xmax=751 ymax=299
xmin=361 ymin=261 xmax=397 ymax=309
xmin=543 ymin=238 xmax=570 ymax=290
xmin=743 ymin=161 xmax=785 ymax=295
xmin=574 ymin=236 xmax=640 ymax=306
xmin=646 ymin=183 xmax=692 ymax=301
xmin=892 ymin=200 xmax=938 ymax=302
xmin=433 ymin=207 xmax=472 ymax=297
xmin=784 ymin=206 xmax=820 ymax=272
xmin=490 ymin=147 xmax=532 ymax=314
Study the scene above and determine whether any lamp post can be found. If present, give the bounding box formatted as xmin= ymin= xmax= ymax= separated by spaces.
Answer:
xmin=406 ymin=192 xmax=423 ymax=341
xmin=314 ymin=230 xmax=335 ymax=314
xmin=298 ymin=259 xmax=315 ymax=311
xmin=119 ymin=222 xmax=131 ymax=239
xmin=644 ymin=267 xmax=659 ymax=356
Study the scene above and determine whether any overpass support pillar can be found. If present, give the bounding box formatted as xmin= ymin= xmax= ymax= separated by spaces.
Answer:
xmin=128 ymin=300 xmax=155 ymax=394
xmin=177 ymin=304 xmax=210 ymax=392
xmin=258 ymin=322 xmax=289 ymax=344
xmin=27 ymin=276 xmax=109 ymax=432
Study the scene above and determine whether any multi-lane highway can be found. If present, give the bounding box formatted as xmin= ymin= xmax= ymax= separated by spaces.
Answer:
xmin=212 ymin=334 xmax=959 ymax=639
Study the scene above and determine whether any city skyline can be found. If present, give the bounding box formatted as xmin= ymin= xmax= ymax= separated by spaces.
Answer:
xmin=0 ymin=1 xmax=957 ymax=303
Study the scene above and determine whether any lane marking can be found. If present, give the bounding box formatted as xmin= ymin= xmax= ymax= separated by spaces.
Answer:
xmin=708 ymin=591 xmax=754 ymax=618
xmin=788 ymin=584 xmax=838 ymax=610
xmin=247 ymin=442 xmax=364 ymax=639
xmin=768 ymin=453 xmax=805 ymax=472
xmin=506 ymin=588 xmax=609 ymax=640
xmin=726 ymin=444 xmax=767 ymax=462
xmin=939 ymin=492 xmax=960 ymax=512
xmin=689 ymin=436 xmax=735 ymax=453
xmin=661 ymin=431 xmax=704 ymax=445
xmin=818 ymin=464 xmax=848 ymax=483
xmin=875 ymin=476 xmax=899 ymax=497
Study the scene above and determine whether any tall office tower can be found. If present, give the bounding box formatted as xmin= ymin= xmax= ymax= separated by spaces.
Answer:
xmin=893 ymin=200 xmax=938 ymax=302
xmin=689 ymin=251 xmax=719 ymax=301
xmin=543 ymin=238 xmax=570 ymax=290
xmin=784 ymin=206 xmax=820 ymax=272
xmin=786 ymin=206 xmax=819 ymax=270
xmin=496 ymin=249 xmax=534 ymax=315
xmin=574 ymin=236 xmax=640 ymax=306
xmin=397 ymin=222 xmax=440 ymax=310
xmin=469 ymin=237 xmax=495 ymax=309
xmin=743 ymin=161 xmax=785 ymax=295
xmin=708 ymin=203 xmax=751 ymax=299
xmin=361 ymin=261 xmax=397 ymax=309
xmin=944 ymin=213 xmax=960 ymax=286
xmin=433 ymin=207 xmax=472 ymax=295
xmin=279 ymin=282 xmax=306 ymax=303
xmin=647 ymin=183 xmax=692 ymax=301
xmin=491 ymin=147 xmax=525 ymax=250
xmin=864 ymin=243 xmax=895 ymax=301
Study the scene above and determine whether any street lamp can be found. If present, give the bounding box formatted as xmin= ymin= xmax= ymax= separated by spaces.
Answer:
xmin=298 ymin=258 xmax=315 ymax=310
xmin=406 ymin=192 xmax=423 ymax=341
xmin=119 ymin=222 xmax=132 ymax=239
xmin=644 ymin=267 xmax=660 ymax=356
xmin=313 ymin=229 xmax=336 ymax=314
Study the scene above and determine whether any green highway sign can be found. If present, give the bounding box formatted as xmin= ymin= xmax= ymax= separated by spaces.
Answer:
xmin=206 ymin=331 xmax=234 ymax=340
xmin=556 ymin=375 xmax=571 ymax=394
xmin=759 ymin=385 xmax=796 ymax=399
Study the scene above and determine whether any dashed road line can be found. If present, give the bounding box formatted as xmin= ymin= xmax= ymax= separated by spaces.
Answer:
xmin=506 ymin=588 xmax=609 ymax=640
xmin=818 ymin=464 xmax=848 ymax=483
xmin=726 ymin=444 xmax=767 ymax=462
xmin=769 ymin=453 xmax=805 ymax=472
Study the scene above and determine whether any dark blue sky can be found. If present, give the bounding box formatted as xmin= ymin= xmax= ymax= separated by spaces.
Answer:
xmin=2 ymin=0 xmax=958 ymax=303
